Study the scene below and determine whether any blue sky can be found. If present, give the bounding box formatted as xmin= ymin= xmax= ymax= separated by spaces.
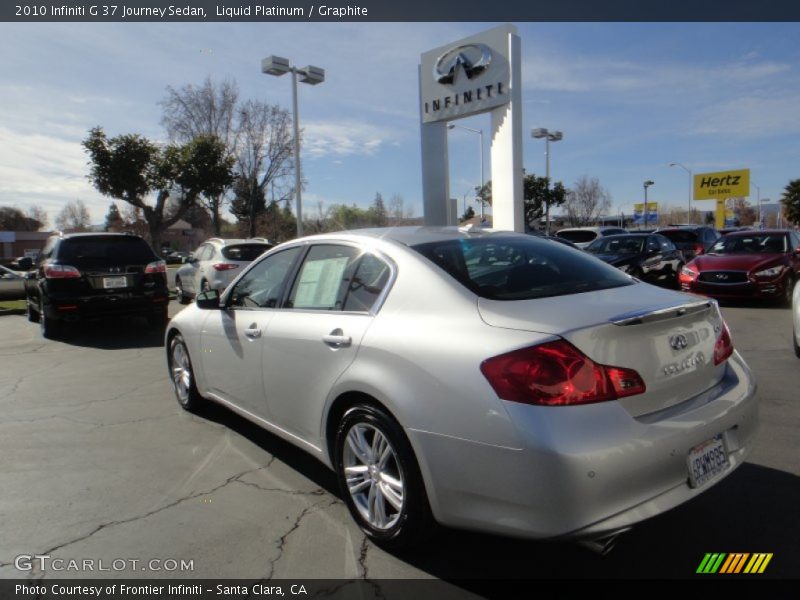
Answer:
xmin=1 ymin=21 xmax=799 ymax=226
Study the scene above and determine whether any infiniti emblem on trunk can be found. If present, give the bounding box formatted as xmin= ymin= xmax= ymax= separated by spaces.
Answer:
xmin=670 ymin=334 xmax=689 ymax=350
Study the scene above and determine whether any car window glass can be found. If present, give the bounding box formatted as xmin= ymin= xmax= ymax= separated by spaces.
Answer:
xmin=656 ymin=235 xmax=675 ymax=250
xmin=193 ymin=245 xmax=207 ymax=260
xmin=57 ymin=236 xmax=155 ymax=268
xmin=413 ymin=236 xmax=632 ymax=301
xmin=228 ymin=247 xmax=302 ymax=309
xmin=200 ymin=246 xmax=215 ymax=261
xmin=342 ymin=253 xmax=392 ymax=312
xmin=646 ymin=237 xmax=660 ymax=252
xmin=222 ymin=244 xmax=272 ymax=262
xmin=288 ymin=245 xmax=361 ymax=310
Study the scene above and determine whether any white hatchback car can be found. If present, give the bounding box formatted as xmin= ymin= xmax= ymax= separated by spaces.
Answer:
xmin=174 ymin=238 xmax=273 ymax=303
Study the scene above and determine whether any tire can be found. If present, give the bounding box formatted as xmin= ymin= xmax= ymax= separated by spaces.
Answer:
xmin=782 ymin=276 xmax=795 ymax=308
xmin=334 ymin=403 xmax=434 ymax=549
xmin=175 ymin=277 xmax=190 ymax=305
xmin=40 ymin=303 xmax=61 ymax=339
xmin=793 ymin=325 xmax=800 ymax=359
xmin=168 ymin=334 xmax=203 ymax=411
xmin=148 ymin=308 xmax=169 ymax=330
xmin=26 ymin=297 xmax=39 ymax=323
xmin=201 ymin=279 xmax=211 ymax=293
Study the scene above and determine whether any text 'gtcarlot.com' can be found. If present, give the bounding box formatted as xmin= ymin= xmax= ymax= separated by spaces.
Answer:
xmin=14 ymin=554 xmax=194 ymax=572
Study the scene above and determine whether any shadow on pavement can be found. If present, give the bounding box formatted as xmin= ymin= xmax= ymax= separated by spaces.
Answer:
xmin=56 ymin=315 xmax=166 ymax=349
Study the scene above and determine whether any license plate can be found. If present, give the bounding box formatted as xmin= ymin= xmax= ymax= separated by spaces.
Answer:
xmin=103 ymin=276 xmax=127 ymax=289
xmin=687 ymin=436 xmax=729 ymax=488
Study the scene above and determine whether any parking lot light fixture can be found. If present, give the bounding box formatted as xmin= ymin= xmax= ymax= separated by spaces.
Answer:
xmin=669 ymin=162 xmax=693 ymax=223
xmin=532 ymin=128 xmax=564 ymax=234
xmin=261 ymin=55 xmax=325 ymax=238
xmin=643 ymin=180 xmax=655 ymax=228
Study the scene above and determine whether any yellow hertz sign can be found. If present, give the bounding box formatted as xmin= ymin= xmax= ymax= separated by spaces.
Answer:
xmin=694 ymin=169 xmax=750 ymax=200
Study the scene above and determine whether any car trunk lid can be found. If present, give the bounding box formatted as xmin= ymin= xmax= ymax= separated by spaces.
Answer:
xmin=478 ymin=284 xmax=726 ymax=417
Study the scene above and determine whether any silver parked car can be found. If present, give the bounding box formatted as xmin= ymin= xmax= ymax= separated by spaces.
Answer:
xmin=165 ymin=227 xmax=758 ymax=549
xmin=0 ymin=265 xmax=27 ymax=300
xmin=174 ymin=238 xmax=273 ymax=303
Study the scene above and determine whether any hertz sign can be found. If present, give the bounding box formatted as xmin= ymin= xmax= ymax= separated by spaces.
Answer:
xmin=694 ymin=169 xmax=750 ymax=200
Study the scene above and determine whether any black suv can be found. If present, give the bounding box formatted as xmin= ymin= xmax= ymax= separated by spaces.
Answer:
xmin=25 ymin=233 xmax=169 ymax=338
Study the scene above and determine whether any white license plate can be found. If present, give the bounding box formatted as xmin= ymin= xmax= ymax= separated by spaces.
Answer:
xmin=103 ymin=276 xmax=127 ymax=289
xmin=687 ymin=436 xmax=729 ymax=488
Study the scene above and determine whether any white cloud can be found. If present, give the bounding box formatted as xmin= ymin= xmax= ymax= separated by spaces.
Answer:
xmin=689 ymin=95 xmax=800 ymax=137
xmin=303 ymin=120 xmax=403 ymax=158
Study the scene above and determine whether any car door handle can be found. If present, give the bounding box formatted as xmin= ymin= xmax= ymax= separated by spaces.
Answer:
xmin=244 ymin=326 xmax=261 ymax=339
xmin=322 ymin=334 xmax=352 ymax=347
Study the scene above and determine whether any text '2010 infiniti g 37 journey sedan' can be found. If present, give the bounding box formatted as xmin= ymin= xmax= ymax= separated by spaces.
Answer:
xmin=165 ymin=227 xmax=758 ymax=549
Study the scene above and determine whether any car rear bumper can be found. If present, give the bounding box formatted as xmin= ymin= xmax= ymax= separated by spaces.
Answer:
xmin=409 ymin=351 xmax=758 ymax=540
xmin=43 ymin=289 xmax=170 ymax=321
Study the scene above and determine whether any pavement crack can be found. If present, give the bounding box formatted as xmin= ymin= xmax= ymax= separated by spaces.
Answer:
xmin=17 ymin=464 xmax=270 ymax=562
xmin=357 ymin=535 xmax=370 ymax=579
xmin=234 ymin=479 xmax=328 ymax=497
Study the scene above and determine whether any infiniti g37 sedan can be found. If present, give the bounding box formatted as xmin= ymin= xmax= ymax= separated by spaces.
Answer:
xmin=165 ymin=227 xmax=758 ymax=548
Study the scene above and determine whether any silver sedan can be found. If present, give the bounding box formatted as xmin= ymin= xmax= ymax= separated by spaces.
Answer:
xmin=0 ymin=265 xmax=26 ymax=300
xmin=165 ymin=227 xmax=758 ymax=549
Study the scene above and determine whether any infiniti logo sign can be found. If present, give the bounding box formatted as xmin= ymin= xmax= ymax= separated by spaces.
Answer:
xmin=670 ymin=334 xmax=689 ymax=350
xmin=433 ymin=44 xmax=492 ymax=84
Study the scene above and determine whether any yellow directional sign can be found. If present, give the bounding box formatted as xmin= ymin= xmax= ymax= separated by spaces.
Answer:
xmin=694 ymin=169 xmax=750 ymax=200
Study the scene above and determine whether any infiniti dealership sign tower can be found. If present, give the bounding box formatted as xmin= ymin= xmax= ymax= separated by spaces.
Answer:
xmin=419 ymin=24 xmax=523 ymax=230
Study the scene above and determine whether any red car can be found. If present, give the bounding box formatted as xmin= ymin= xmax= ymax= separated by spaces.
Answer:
xmin=679 ymin=229 xmax=800 ymax=305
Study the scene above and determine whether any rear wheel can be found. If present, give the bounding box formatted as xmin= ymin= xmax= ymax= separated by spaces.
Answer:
xmin=26 ymin=297 xmax=39 ymax=323
xmin=40 ymin=304 xmax=62 ymax=339
xmin=334 ymin=403 xmax=434 ymax=549
xmin=175 ymin=277 xmax=190 ymax=305
xmin=169 ymin=334 xmax=203 ymax=411
xmin=782 ymin=275 xmax=795 ymax=308
xmin=793 ymin=325 xmax=800 ymax=359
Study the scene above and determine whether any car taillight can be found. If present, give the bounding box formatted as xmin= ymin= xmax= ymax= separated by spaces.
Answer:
xmin=694 ymin=243 xmax=705 ymax=256
xmin=480 ymin=339 xmax=646 ymax=406
xmin=145 ymin=260 xmax=166 ymax=274
xmin=44 ymin=264 xmax=81 ymax=279
xmin=212 ymin=263 xmax=239 ymax=271
xmin=714 ymin=323 xmax=734 ymax=365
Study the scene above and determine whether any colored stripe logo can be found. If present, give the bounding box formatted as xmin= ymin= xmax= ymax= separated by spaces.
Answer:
xmin=697 ymin=553 xmax=773 ymax=574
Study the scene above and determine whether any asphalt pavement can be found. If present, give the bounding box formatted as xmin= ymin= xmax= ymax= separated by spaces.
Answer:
xmin=0 ymin=299 xmax=797 ymax=585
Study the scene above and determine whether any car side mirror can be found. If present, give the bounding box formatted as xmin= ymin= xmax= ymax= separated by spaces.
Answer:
xmin=196 ymin=289 xmax=221 ymax=310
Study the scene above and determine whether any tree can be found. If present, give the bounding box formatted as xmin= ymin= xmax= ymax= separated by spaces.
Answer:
xmin=160 ymin=77 xmax=239 ymax=235
xmin=0 ymin=206 xmax=46 ymax=231
xmin=104 ymin=203 xmax=125 ymax=232
xmin=731 ymin=198 xmax=756 ymax=226
xmin=472 ymin=173 xmax=567 ymax=227
xmin=55 ymin=199 xmax=91 ymax=231
xmin=232 ymin=100 xmax=295 ymax=238
xmin=388 ymin=194 xmax=413 ymax=224
xmin=781 ymin=179 xmax=800 ymax=225
xmin=563 ymin=176 xmax=612 ymax=226
xmin=26 ymin=206 xmax=49 ymax=231
xmin=83 ymin=127 xmax=234 ymax=251
xmin=460 ymin=205 xmax=476 ymax=223
xmin=368 ymin=193 xmax=388 ymax=227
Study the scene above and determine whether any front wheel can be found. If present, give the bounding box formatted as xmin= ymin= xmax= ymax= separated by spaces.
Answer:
xmin=334 ymin=404 xmax=433 ymax=549
xmin=175 ymin=277 xmax=190 ymax=305
xmin=40 ymin=304 xmax=62 ymax=339
xmin=26 ymin=297 xmax=39 ymax=323
xmin=168 ymin=334 xmax=203 ymax=411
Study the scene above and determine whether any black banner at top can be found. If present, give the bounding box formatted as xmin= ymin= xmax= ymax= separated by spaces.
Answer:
xmin=3 ymin=0 xmax=800 ymax=22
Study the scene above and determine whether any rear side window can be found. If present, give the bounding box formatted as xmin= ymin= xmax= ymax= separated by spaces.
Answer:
xmin=288 ymin=245 xmax=361 ymax=310
xmin=412 ymin=236 xmax=633 ymax=301
xmin=342 ymin=254 xmax=392 ymax=312
xmin=222 ymin=244 xmax=271 ymax=262
xmin=57 ymin=237 xmax=155 ymax=267
xmin=556 ymin=230 xmax=597 ymax=244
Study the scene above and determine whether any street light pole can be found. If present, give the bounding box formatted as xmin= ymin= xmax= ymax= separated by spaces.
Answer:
xmin=448 ymin=124 xmax=484 ymax=220
xmin=262 ymin=55 xmax=325 ymax=238
xmin=643 ymin=180 xmax=654 ymax=228
xmin=669 ymin=162 xmax=692 ymax=224
xmin=532 ymin=128 xmax=563 ymax=234
xmin=755 ymin=184 xmax=761 ymax=227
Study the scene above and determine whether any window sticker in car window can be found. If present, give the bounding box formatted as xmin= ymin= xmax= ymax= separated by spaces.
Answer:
xmin=293 ymin=256 xmax=350 ymax=309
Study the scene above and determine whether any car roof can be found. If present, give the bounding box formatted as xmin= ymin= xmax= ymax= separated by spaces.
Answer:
xmin=722 ymin=229 xmax=791 ymax=236
xmin=284 ymin=226 xmax=532 ymax=248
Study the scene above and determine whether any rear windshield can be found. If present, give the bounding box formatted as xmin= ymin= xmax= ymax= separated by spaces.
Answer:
xmin=412 ymin=236 xmax=633 ymax=301
xmin=586 ymin=236 xmax=645 ymax=254
xmin=222 ymin=244 xmax=271 ymax=262
xmin=659 ymin=230 xmax=699 ymax=244
xmin=708 ymin=233 xmax=787 ymax=255
xmin=556 ymin=230 xmax=598 ymax=243
xmin=58 ymin=237 xmax=155 ymax=267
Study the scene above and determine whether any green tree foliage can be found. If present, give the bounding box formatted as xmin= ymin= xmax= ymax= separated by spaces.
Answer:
xmin=474 ymin=173 xmax=567 ymax=227
xmin=104 ymin=203 xmax=125 ymax=232
xmin=781 ymin=179 xmax=800 ymax=225
xmin=0 ymin=206 xmax=45 ymax=231
xmin=229 ymin=175 xmax=267 ymax=237
xmin=83 ymin=127 xmax=234 ymax=250
xmin=460 ymin=206 xmax=476 ymax=223
xmin=369 ymin=193 xmax=388 ymax=227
